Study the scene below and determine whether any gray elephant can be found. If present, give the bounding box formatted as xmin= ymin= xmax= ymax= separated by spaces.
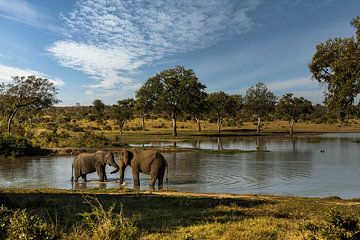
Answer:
xmin=119 ymin=148 xmax=168 ymax=190
xmin=72 ymin=150 xmax=119 ymax=182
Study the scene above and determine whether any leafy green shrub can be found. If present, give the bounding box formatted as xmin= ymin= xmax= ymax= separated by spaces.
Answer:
xmin=64 ymin=124 xmax=84 ymax=132
xmin=0 ymin=205 xmax=61 ymax=240
xmin=0 ymin=134 xmax=35 ymax=157
xmin=102 ymin=125 xmax=112 ymax=131
xmin=77 ymin=132 xmax=110 ymax=148
xmin=302 ymin=208 xmax=360 ymax=240
xmin=67 ymin=196 xmax=140 ymax=240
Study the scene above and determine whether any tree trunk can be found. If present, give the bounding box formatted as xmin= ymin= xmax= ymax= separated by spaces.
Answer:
xmin=141 ymin=116 xmax=145 ymax=131
xmin=195 ymin=117 xmax=201 ymax=132
xmin=172 ymin=115 xmax=177 ymax=137
xmin=7 ymin=107 xmax=20 ymax=134
xmin=257 ymin=117 xmax=261 ymax=133
xmin=289 ymin=118 xmax=295 ymax=135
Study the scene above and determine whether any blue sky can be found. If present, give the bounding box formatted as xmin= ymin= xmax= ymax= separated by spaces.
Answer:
xmin=0 ymin=0 xmax=359 ymax=106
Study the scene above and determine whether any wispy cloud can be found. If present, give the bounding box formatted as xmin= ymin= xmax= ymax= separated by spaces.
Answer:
xmin=267 ymin=77 xmax=314 ymax=91
xmin=48 ymin=0 xmax=261 ymax=94
xmin=0 ymin=0 xmax=63 ymax=33
xmin=0 ymin=64 xmax=65 ymax=86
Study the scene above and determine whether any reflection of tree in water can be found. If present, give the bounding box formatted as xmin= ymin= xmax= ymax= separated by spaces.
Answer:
xmin=256 ymin=137 xmax=266 ymax=151
xmin=249 ymin=137 xmax=313 ymax=185
xmin=163 ymin=152 xmax=202 ymax=185
xmin=217 ymin=137 xmax=223 ymax=150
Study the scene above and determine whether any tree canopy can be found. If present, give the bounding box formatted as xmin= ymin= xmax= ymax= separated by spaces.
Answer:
xmin=207 ymin=91 xmax=242 ymax=133
xmin=142 ymin=66 xmax=206 ymax=137
xmin=111 ymin=98 xmax=135 ymax=134
xmin=309 ymin=16 xmax=360 ymax=122
xmin=0 ymin=76 xmax=59 ymax=133
xmin=276 ymin=93 xmax=313 ymax=135
xmin=244 ymin=82 xmax=276 ymax=132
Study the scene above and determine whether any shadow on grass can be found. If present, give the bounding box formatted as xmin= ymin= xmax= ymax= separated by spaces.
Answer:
xmin=0 ymin=191 xmax=272 ymax=233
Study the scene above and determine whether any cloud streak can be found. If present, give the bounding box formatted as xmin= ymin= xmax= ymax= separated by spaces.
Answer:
xmin=48 ymin=0 xmax=261 ymax=94
xmin=0 ymin=0 xmax=64 ymax=33
xmin=0 ymin=64 xmax=65 ymax=87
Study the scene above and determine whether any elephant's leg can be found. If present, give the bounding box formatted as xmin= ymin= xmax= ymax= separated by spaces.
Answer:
xmin=157 ymin=169 xmax=165 ymax=190
xmin=81 ymin=174 xmax=87 ymax=182
xmin=132 ymin=168 xmax=140 ymax=189
xmin=149 ymin=175 xmax=156 ymax=191
xmin=150 ymin=166 xmax=160 ymax=190
xmin=103 ymin=165 xmax=107 ymax=181
xmin=96 ymin=165 xmax=105 ymax=182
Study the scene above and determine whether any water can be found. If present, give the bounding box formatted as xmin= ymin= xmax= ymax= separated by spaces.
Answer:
xmin=0 ymin=133 xmax=359 ymax=198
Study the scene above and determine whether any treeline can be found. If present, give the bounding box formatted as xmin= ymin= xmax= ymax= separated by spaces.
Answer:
xmin=0 ymin=16 xmax=360 ymax=151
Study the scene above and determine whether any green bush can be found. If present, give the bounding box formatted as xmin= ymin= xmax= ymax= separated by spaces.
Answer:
xmin=302 ymin=208 xmax=360 ymax=240
xmin=0 ymin=205 xmax=61 ymax=240
xmin=0 ymin=134 xmax=35 ymax=157
xmin=77 ymin=132 xmax=110 ymax=148
xmin=67 ymin=197 xmax=140 ymax=240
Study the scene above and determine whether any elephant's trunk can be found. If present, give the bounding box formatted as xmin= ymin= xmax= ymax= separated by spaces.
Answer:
xmin=110 ymin=161 xmax=120 ymax=174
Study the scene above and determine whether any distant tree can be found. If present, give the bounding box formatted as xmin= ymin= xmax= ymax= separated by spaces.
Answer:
xmin=0 ymin=76 xmax=60 ymax=133
xmin=309 ymin=16 xmax=360 ymax=123
xmin=185 ymin=89 xmax=208 ymax=132
xmin=207 ymin=91 xmax=242 ymax=133
xmin=142 ymin=66 xmax=206 ymax=137
xmin=276 ymin=93 xmax=313 ymax=135
xmin=135 ymin=81 xmax=161 ymax=131
xmin=244 ymin=82 xmax=276 ymax=133
xmin=111 ymin=98 xmax=135 ymax=134
xmin=92 ymin=99 xmax=105 ymax=123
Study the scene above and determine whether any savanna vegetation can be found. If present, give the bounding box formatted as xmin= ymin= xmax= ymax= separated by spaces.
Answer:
xmin=1 ymin=189 xmax=360 ymax=240
xmin=0 ymin=16 xmax=360 ymax=240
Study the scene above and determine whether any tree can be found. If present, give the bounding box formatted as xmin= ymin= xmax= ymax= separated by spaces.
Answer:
xmin=92 ymin=99 xmax=105 ymax=123
xmin=186 ymin=90 xmax=208 ymax=132
xmin=0 ymin=76 xmax=60 ymax=133
xmin=111 ymin=98 xmax=135 ymax=134
xmin=142 ymin=66 xmax=206 ymax=137
xmin=135 ymin=81 xmax=161 ymax=131
xmin=309 ymin=17 xmax=360 ymax=123
xmin=276 ymin=93 xmax=313 ymax=135
xmin=207 ymin=91 xmax=242 ymax=133
xmin=244 ymin=82 xmax=276 ymax=133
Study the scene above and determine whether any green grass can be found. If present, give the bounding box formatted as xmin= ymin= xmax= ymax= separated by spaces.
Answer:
xmin=1 ymin=188 xmax=360 ymax=239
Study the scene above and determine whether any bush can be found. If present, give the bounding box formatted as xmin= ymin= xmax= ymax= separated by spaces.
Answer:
xmin=302 ymin=208 xmax=360 ymax=240
xmin=77 ymin=132 xmax=110 ymax=148
xmin=0 ymin=134 xmax=35 ymax=157
xmin=67 ymin=196 xmax=140 ymax=240
xmin=0 ymin=205 xmax=61 ymax=240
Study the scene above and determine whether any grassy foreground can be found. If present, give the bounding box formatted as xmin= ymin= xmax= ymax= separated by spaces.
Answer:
xmin=1 ymin=188 xmax=360 ymax=239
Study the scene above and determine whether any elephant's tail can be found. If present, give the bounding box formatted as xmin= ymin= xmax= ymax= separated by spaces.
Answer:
xmin=165 ymin=159 xmax=169 ymax=184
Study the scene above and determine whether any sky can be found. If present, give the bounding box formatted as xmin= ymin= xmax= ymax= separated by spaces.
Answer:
xmin=0 ymin=0 xmax=359 ymax=106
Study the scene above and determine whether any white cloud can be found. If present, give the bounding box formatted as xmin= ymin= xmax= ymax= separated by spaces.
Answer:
xmin=48 ymin=0 xmax=261 ymax=94
xmin=0 ymin=0 xmax=63 ymax=33
xmin=0 ymin=64 xmax=65 ymax=87
xmin=267 ymin=77 xmax=314 ymax=91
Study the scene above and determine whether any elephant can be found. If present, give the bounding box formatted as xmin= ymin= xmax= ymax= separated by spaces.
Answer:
xmin=119 ymin=148 xmax=168 ymax=190
xmin=72 ymin=150 xmax=119 ymax=182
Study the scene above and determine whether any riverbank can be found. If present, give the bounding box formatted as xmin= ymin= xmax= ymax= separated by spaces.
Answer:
xmin=1 ymin=188 xmax=360 ymax=239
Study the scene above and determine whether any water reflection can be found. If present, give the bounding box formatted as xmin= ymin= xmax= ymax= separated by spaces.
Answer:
xmin=0 ymin=133 xmax=359 ymax=198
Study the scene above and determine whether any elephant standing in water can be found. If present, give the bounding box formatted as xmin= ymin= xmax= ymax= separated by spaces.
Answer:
xmin=72 ymin=150 xmax=119 ymax=182
xmin=119 ymin=148 xmax=168 ymax=190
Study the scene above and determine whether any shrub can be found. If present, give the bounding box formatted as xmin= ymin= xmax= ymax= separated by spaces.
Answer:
xmin=67 ymin=196 xmax=140 ymax=240
xmin=0 ymin=134 xmax=35 ymax=157
xmin=0 ymin=205 xmax=61 ymax=240
xmin=77 ymin=132 xmax=110 ymax=148
xmin=302 ymin=208 xmax=360 ymax=240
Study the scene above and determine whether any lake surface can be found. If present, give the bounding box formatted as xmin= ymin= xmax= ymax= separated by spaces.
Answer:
xmin=0 ymin=133 xmax=359 ymax=198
